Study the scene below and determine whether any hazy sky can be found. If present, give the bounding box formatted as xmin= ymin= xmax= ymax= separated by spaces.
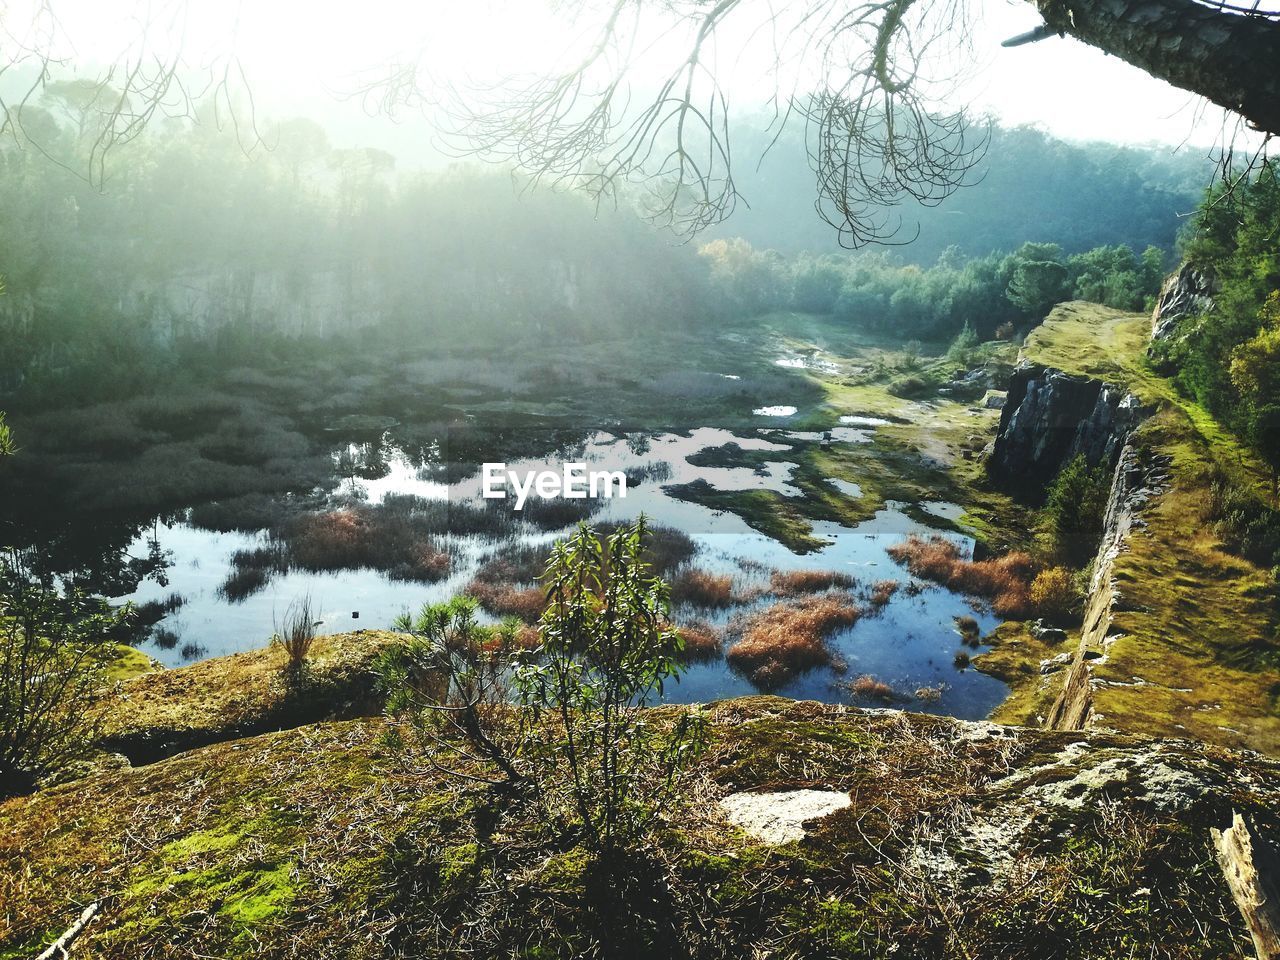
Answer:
xmin=5 ymin=0 xmax=1258 ymax=158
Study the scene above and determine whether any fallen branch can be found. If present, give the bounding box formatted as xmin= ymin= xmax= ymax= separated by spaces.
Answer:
xmin=35 ymin=902 xmax=100 ymax=960
xmin=1212 ymin=812 xmax=1280 ymax=960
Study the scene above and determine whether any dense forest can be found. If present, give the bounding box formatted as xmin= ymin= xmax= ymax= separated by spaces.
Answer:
xmin=704 ymin=122 xmax=1212 ymax=262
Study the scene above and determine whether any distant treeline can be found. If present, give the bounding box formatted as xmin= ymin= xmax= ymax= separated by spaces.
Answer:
xmin=706 ymin=122 xmax=1210 ymax=264
xmin=0 ymin=91 xmax=1194 ymax=405
xmin=701 ymin=239 xmax=1167 ymax=339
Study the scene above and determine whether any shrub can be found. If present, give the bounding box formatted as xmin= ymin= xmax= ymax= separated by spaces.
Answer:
xmin=1202 ymin=463 xmax=1280 ymax=568
xmin=0 ymin=550 xmax=127 ymax=793
xmin=726 ymin=595 xmax=862 ymax=688
xmin=381 ymin=520 xmax=706 ymax=854
xmin=518 ymin=519 xmax=706 ymax=851
xmin=887 ymin=374 xmax=933 ymax=398
xmin=1041 ymin=454 xmax=1110 ymax=567
xmin=379 ymin=596 xmax=528 ymax=787
xmin=1030 ymin=566 xmax=1082 ymax=624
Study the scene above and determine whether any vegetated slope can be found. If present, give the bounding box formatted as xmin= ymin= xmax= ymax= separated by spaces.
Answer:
xmin=1013 ymin=302 xmax=1280 ymax=752
xmin=2 ymin=695 xmax=1276 ymax=960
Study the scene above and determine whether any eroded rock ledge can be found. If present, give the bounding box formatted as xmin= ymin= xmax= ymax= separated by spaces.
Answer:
xmin=1046 ymin=443 xmax=1171 ymax=730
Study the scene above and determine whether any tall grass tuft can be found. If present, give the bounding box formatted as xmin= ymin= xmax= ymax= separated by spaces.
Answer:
xmin=273 ymin=594 xmax=318 ymax=673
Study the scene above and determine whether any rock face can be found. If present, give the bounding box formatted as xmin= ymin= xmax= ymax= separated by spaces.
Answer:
xmin=1150 ymin=262 xmax=1215 ymax=348
xmin=1046 ymin=443 xmax=1171 ymax=731
xmin=988 ymin=363 xmax=1149 ymax=497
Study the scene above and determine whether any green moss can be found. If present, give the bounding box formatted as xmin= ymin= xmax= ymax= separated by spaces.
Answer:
xmin=104 ymin=643 xmax=160 ymax=681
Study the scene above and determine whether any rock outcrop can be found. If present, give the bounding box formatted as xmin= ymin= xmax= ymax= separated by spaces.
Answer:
xmin=988 ymin=363 xmax=1148 ymax=497
xmin=1150 ymin=262 xmax=1215 ymax=347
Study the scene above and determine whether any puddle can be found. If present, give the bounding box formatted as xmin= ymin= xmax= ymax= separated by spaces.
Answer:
xmin=827 ymin=478 xmax=863 ymax=498
xmin=839 ymin=415 xmax=891 ymax=427
xmin=920 ymin=501 xmax=965 ymax=522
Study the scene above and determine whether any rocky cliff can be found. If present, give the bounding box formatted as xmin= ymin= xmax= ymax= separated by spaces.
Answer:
xmin=988 ymin=362 xmax=1149 ymax=497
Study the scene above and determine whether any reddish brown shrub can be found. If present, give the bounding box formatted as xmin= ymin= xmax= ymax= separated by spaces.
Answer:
xmin=769 ymin=569 xmax=858 ymax=596
xmin=886 ymin=535 xmax=1036 ymax=618
xmin=726 ymin=595 xmax=862 ymax=688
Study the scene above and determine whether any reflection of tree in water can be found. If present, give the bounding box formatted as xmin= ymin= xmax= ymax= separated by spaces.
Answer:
xmin=9 ymin=515 xmax=174 ymax=601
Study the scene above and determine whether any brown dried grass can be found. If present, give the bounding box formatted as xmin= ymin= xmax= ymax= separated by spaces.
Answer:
xmin=847 ymin=674 xmax=900 ymax=702
xmin=886 ymin=535 xmax=1036 ymax=618
xmin=465 ymin=580 xmax=547 ymax=623
xmin=674 ymin=620 xmax=723 ymax=660
xmin=726 ymin=595 xmax=862 ymax=689
xmin=670 ymin=568 xmax=738 ymax=608
xmin=768 ymin=569 xmax=858 ymax=596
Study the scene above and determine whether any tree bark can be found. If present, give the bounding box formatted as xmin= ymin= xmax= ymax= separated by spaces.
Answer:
xmin=1028 ymin=0 xmax=1280 ymax=136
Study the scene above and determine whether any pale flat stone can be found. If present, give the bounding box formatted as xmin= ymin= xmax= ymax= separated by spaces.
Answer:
xmin=718 ymin=789 xmax=851 ymax=844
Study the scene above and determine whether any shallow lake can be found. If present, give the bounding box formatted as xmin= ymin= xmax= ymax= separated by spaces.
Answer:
xmin=115 ymin=424 xmax=1009 ymax=719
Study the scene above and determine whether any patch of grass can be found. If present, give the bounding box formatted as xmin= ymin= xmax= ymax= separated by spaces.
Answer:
xmin=674 ymin=620 xmax=723 ymax=660
xmin=465 ymin=579 xmax=546 ymax=622
xmin=670 ymin=568 xmax=740 ymax=608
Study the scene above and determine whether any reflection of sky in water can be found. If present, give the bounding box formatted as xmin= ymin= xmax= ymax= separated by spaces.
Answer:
xmin=118 ymin=427 xmax=1008 ymax=719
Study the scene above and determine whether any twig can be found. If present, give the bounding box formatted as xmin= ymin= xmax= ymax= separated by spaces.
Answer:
xmin=35 ymin=901 xmax=100 ymax=960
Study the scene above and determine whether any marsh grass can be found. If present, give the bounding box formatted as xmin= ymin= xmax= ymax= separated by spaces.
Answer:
xmin=768 ymin=569 xmax=858 ymax=596
xmin=669 ymin=568 xmax=739 ymax=608
xmin=673 ymin=620 xmax=723 ymax=660
xmin=726 ymin=594 xmax=862 ymax=688
xmin=846 ymin=674 xmax=902 ymax=703
xmin=865 ymin=579 xmax=900 ymax=609
xmin=888 ymin=535 xmax=1036 ymax=617
xmin=465 ymin=580 xmax=546 ymax=622
xmin=284 ymin=504 xmax=452 ymax=582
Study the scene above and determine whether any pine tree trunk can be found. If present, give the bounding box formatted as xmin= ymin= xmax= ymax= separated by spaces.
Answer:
xmin=1030 ymin=0 xmax=1280 ymax=136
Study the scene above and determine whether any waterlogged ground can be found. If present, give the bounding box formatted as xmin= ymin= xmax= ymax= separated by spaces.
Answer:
xmin=4 ymin=313 xmax=1028 ymax=718
xmin=117 ymin=422 xmax=1008 ymax=719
